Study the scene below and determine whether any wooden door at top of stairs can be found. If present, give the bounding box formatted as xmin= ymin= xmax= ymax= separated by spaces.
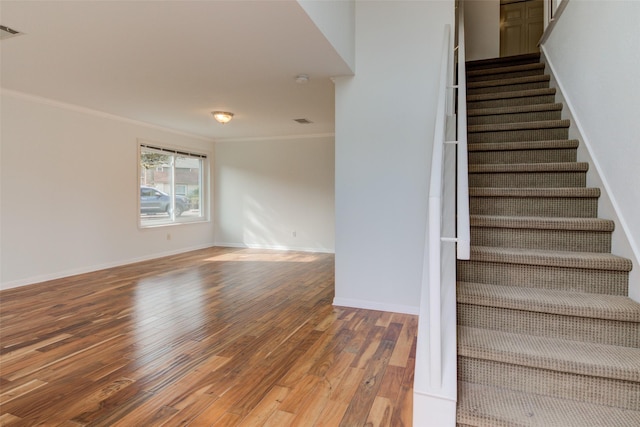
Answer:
xmin=500 ymin=0 xmax=544 ymax=57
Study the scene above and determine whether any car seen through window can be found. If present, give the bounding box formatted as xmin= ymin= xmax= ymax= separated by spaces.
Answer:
xmin=140 ymin=186 xmax=190 ymax=217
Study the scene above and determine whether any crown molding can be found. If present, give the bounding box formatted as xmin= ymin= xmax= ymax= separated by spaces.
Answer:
xmin=1 ymin=88 xmax=214 ymax=142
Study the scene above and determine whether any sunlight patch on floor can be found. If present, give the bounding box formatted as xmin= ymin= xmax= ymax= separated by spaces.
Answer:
xmin=204 ymin=251 xmax=319 ymax=263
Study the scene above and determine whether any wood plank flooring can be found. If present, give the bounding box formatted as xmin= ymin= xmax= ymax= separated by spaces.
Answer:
xmin=0 ymin=247 xmax=417 ymax=426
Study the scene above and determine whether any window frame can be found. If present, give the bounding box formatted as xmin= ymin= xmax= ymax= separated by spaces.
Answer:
xmin=137 ymin=141 xmax=210 ymax=229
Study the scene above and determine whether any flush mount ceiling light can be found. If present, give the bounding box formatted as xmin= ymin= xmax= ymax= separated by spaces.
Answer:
xmin=0 ymin=25 xmax=22 ymax=40
xmin=211 ymin=111 xmax=234 ymax=124
xmin=295 ymin=74 xmax=309 ymax=84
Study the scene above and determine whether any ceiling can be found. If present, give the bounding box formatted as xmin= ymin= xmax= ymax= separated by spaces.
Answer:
xmin=0 ymin=1 xmax=353 ymax=141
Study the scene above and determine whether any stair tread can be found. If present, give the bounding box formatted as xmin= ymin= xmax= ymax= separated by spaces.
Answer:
xmin=458 ymin=282 xmax=640 ymax=322
xmin=470 ymin=187 xmax=600 ymax=198
xmin=469 ymin=162 xmax=588 ymax=173
xmin=470 ymin=215 xmax=614 ymax=231
xmin=468 ymin=246 xmax=633 ymax=271
xmin=457 ymin=382 xmax=640 ymax=426
xmin=468 ymin=119 xmax=570 ymax=133
xmin=467 ymin=62 xmax=545 ymax=78
xmin=468 ymin=103 xmax=563 ymax=117
xmin=468 ymin=87 xmax=555 ymax=102
xmin=459 ymin=326 xmax=640 ymax=381
xmin=467 ymin=74 xmax=550 ymax=89
xmin=468 ymin=139 xmax=578 ymax=152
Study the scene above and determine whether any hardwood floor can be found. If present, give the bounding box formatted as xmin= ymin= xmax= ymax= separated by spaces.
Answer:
xmin=0 ymin=247 xmax=417 ymax=426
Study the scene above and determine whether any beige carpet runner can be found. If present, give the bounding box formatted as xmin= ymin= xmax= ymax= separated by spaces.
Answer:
xmin=456 ymin=53 xmax=640 ymax=426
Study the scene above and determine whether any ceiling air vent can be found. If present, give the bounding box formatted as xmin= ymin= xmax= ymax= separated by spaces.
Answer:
xmin=293 ymin=118 xmax=313 ymax=124
xmin=1 ymin=25 xmax=22 ymax=40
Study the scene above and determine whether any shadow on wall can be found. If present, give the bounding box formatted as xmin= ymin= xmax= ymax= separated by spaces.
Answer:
xmin=214 ymin=136 xmax=335 ymax=253
xmin=242 ymin=196 xmax=324 ymax=252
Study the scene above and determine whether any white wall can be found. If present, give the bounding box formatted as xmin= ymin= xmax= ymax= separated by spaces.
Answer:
xmin=464 ymin=0 xmax=500 ymax=61
xmin=0 ymin=91 xmax=215 ymax=289
xmin=297 ymin=0 xmax=356 ymax=73
xmin=334 ymin=1 xmax=454 ymax=315
xmin=541 ymin=0 xmax=640 ymax=300
xmin=214 ymin=136 xmax=335 ymax=253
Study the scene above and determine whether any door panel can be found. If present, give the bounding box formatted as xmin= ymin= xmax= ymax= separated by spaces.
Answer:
xmin=527 ymin=21 xmax=544 ymax=52
xmin=500 ymin=0 xmax=543 ymax=57
xmin=503 ymin=25 xmax=523 ymax=57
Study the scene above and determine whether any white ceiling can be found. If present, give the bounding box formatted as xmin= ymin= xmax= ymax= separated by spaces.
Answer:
xmin=0 ymin=1 xmax=353 ymax=140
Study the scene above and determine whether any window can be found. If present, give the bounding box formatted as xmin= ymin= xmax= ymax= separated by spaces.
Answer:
xmin=139 ymin=143 xmax=208 ymax=227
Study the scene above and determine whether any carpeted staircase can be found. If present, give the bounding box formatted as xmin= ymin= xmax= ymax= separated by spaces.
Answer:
xmin=456 ymin=53 xmax=640 ymax=426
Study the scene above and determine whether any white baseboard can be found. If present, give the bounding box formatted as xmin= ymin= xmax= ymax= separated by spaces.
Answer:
xmin=541 ymin=46 xmax=640 ymax=302
xmin=413 ymin=390 xmax=456 ymax=427
xmin=0 ymin=243 xmax=216 ymax=291
xmin=214 ymin=241 xmax=335 ymax=254
xmin=332 ymin=297 xmax=419 ymax=315
xmin=1 ymin=242 xmax=335 ymax=292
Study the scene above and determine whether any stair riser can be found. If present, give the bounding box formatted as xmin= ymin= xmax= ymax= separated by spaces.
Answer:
xmin=468 ymin=127 xmax=569 ymax=143
xmin=457 ymin=260 xmax=628 ymax=295
xmin=458 ymin=357 xmax=640 ymax=411
xmin=468 ymin=110 xmax=562 ymax=125
xmin=469 ymin=171 xmax=586 ymax=188
xmin=467 ymin=57 xmax=541 ymax=71
xmin=467 ymin=68 xmax=545 ymax=83
xmin=457 ymin=304 xmax=640 ymax=347
xmin=468 ymin=149 xmax=577 ymax=164
xmin=468 ymin=94 xmax=556 ymax=109
xmin=471 ymin=228 xmax=612 ymax=253
xmin=468 ymin=81 xmax=550 ymax=96
xmin=470 ymin=196 xmax=598 ymax=217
